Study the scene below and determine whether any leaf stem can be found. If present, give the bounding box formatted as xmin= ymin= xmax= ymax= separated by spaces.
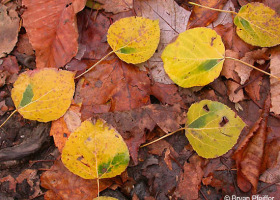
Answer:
xmin=225 ymin=56 xmax=280 ymax=81
xmin=140 ymin=127 xmax=186 ymax=148
xmin=0 ymin=110 xmax=18 ymax=129
xmin=189 ymin=2 xmax=238 ymax=15
xmin=75 ymin=50 xmax=114 ymax=79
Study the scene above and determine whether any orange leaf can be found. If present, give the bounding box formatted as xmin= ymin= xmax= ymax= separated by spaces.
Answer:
xmin=233 ymin=95 xmax=271 ymax=193
xmin=22 ymin=0 xmax=86 ymax=68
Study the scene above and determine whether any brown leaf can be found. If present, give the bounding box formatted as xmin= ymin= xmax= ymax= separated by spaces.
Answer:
xmin=15 ymin=34 xmax=34 ymax=56
xmin=41 ymin=160 xmax=112 ymax=200
xmin=244 ymin=70 xmax=263 ymax=102
xmin=148 ymin=139 xmax=178 ymax=157
xmin=0 ymin=4 xmax=19 ymax=58
xmin=264 ymin=0 xmax=280 ymax=14
xmin=221 ymin=50 xmax=240 ymax=81
xmin=78 ymin=55 xmax=151 ymax=118
xmin=95 ymin=104 xmax=184 ymax=164
xmin=233 ymin=96 xmax=271 ymax=193
xmin=226 ymin=80 xmax=244 ymax=103
xmin=164 ymin=149 xmax=173 ymax=170
xmin=22 ymin=0 xmax=86 ymax=68
xmin=95 ymin=0 xmax=133 ymax=14
xmin=173 ymin=155 xmax=205 ymax=200
xmin=187 ymin=0 xmax=228 ymax=29
xmin=270 ymin=47 xmax=280 ymax=114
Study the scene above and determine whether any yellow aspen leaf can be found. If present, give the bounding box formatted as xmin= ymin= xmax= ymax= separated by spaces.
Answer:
xmin=61 ymin=119 xmax=130 ymax=179
xmin=234 ymin=3 xmax=280 ymax=47
xmin=107 ymin=16 xmax=160 ymax=64
xmin=161 ymin=27 xmax=225 ymax=88
xmin=11 ymin=68 xmax=75 ymax=122
xmin=185 ymin=100 xmax=245 ymax=158
xmin=93 ymin=197 xmax=118 ymax=200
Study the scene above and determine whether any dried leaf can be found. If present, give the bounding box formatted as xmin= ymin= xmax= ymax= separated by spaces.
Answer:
xmin=270 ymin=47 xmax=280 ymax=114
xmin=188 ymin=0 xmax=228 ymax=29
xmin=107 ymin=16 xmax=160 ymax=64
xmin=134 ymin=0 xmax=191 ymax=84
xmin=22 ymin=0 xmax=86 ymax=68
xmin=0 ymin=4 xmax=19 ymax=58
xmin=221 ymin=50 xmax=240 ymax=81
xmin=226 ymin=80 xmax=245 ymax=103
xmin=11 ymin=68 xmax=75 ymax=122
xmin=41 ymin=160 xmax=112 ymax=200
xmin=162 ymin=27 xmax=225 ymax=88
xmin=93 ymin=0 xmax=133 ymax=14
xmin=61 ymin=119 xmax=130 ymax=179
xmin=233 ymin=96 xmax=270 ymax=193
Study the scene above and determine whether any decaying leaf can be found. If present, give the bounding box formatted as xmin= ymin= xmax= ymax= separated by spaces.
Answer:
xmin=188 ymin=0 xmax=228 ymax=29
xmin=186 ymin=100 xmax=245 ymax=158
xmin=134 ymin=0 xmax=191 ymax=84
xmin=61 ymin=119 xmax=130 ymax=179
xmin=22 ymin=0 xmax=86 ymax=68
xmin=11 ymin=68 xmax=75 ymax=122
xmin=91 ymin=0 xmax=133 ymax=14
xmin=0 ymin=4 xmax=20 ymax=58
xmin=161 ymin=27 xmax=225 ymax=88
xmin=41 ymin=160 xmax=112 ymax=200
xmin=234 ymin=3 xmax=280 ymax=47
xmin=226 ymin=80 xmax=244 ymax=103
xmin=233 ymin=96 xmax=270 ymax=193
xmin=107 ymin=16 xmax=160 ymax=64
xmin=173 ymin=155 xmax=205 ymax=200
xmin=93 ymin=197 xmax=118 ymax=200
xmin=270 ymin=47 xmax=280 ymax=114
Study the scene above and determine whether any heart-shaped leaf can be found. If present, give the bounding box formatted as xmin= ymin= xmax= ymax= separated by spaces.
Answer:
xmin=61 ymin=119 xmax=130 ymax=179
xmin=185 ymin=100 xmax=245 ymax=158
xmin=107 ymin=16 xmax=160 ymax=64
xmin=234 ymin=3 xmax=280 ymax=47
xmin=11 ymin=68 xmax=75 ymax=122
xmin=161 ymin=27 xmax=225 ymax=88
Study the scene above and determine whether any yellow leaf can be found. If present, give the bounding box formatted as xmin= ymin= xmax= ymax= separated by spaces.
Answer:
xmin=61 ymin=119 xmax=130 ymax=179
xmin=161 ymin=27 xmax=225 ymax=88
xmin=234 ymin=3 xmax=280 ymax=47
xmin=185 ymin=100 xmax=245 ymax=158
xmin=11 ymin=68 xmax=75 ymax=122
xmin=93 ymin=197 xmax=118 ymax=200
xmin=107 ymin=16 xmax=160 ymax=64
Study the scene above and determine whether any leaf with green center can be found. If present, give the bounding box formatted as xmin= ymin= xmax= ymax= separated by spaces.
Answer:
xmin=11 ymin=68 xmax=75 ymax=122
xmin=107 ymin=16 xmax=160 ymax=64
xmin=61 ymin=119 xmax=130 ymax=179
xmin=185 ymin=100 xmax=245 ymax=158
xmin=234 ymin=3 xmax=280 ymax=47
xmin=161 ymin=27 xmax=225 ymax=88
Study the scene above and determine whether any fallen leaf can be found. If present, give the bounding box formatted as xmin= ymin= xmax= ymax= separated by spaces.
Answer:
xmin=11 ymin=68 xmax=75 ymax=122
xmin=0 ymin=55 xmax=20 ymax=84
xmin=235 ymin=48 xmax=269 ymax=84
xmin=22 ymin=0 xmax=86 ymax=68
xmin=164 ymin=149 xmax=173 ymax=170
xmin=162 ymin=27 xmax=225 ymax=88
xmin=221 ymin=50 xmax=240 ymax=81
xmin=148 ymin=140 xmax=178 ymax=157
xmin=234 ymin=3 xmax=280 ymax=47
xmin=210 ymin=0 xmax=234 ymax=27
xmin=233 ymin=96 xmax=270 ymax=193
xmin=270 ymin=47 xmax=280 ymax=114
xmin=186 ymin=100 xmax=245 ymax=158
xmin=173 ymin=155 xmax=205 ymax=200
xmin=92 ymin=0 xmax=133 ymax=14
xmin=41 ymin=160 xmax=112 ymax=200
xmin=0 ymin=4 xmax=19 ymax=58
xmin=226 ymin=80 xmax=245 ymax=103
xmin=188 ymin=0 xmax=228 ymax=29
xmin=107 ymin=16 xmax=160 ymax=64
xmin=134 ymin=0 xmax=191 ymax=84
xmin=93 ymin=197 xmax=118 ymax=200
xmin=15 ymin=34 xmax=34 ymax=56
xmin=78 ymin=55 xmax=151 ymax=118
xmin=62 ymin=119 xmax=130 ymax=179
xmin=95 ymin=104 xmax=184 ymax=163
xmin=244 ymin=69 xmax=262 ymax=102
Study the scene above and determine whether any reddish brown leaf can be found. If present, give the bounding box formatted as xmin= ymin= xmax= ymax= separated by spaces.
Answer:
xmin=221 ymin=50 xmax=240 ymax=81
xmin=16 ymin=34 xmax=34 ymax=56
xmin=226 ymin=80 xmax=244 ymax=103
xmin=78 ymin=55 xmax=151 ymax=118
xmin=22 ymin=0 xmax=86 ymax=68
xmin=173 ymin=155 xmax=205 ymax=200
xmin=148 ymin=140 xmax=178 ymax=157
xmin=233 ymin=96 xmax=271 ymax=193
xmin=164 ymin=149 xmax=173 ymax=170
xmin=187 ymin=0 xmax=228 ymax=29
xmin=270 ymin=47 xmax=280 ymax=114
xmin=94 ymin=0 xmax=133 ymax=14
xmin=41 ymin=160 xmax=112 ymax=200
xmin=95 ymin=104 xmax=184 ymax=164
xmin=244 ymin=70 xmax=263 ymax=102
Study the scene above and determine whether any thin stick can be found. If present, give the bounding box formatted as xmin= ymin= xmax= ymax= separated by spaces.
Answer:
xmin=225 ymin=57 xmax=280 ymax=81
xmin=75 ymin=50 xmax=114 ymax=79
xmin=189 ymin=2 xmax=238 ymax=15
xmin=0 ymin=110 xmax=17 ymax=129
xmin=140 ymin=127 xmax=185 ymax=148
